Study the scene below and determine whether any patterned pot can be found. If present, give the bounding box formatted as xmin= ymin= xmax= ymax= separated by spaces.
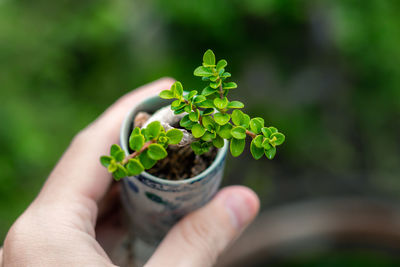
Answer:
xmin=120 ymin=95 xmax=228 ymax=245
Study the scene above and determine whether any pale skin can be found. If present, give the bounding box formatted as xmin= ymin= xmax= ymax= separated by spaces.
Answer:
xmin=0 ymin=78 xmax=260 ymax=267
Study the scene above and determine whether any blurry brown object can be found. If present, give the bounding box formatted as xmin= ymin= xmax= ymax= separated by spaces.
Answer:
xmin=217 ymin=198 xmax=400 ymax=266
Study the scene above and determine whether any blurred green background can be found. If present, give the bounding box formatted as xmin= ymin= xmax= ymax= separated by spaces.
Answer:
xmin=1 ymin=0 xmax=400 ymax=263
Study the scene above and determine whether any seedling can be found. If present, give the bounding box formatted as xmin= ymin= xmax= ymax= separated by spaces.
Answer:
xmin=101 ymin=50 xmax=285 ymax=180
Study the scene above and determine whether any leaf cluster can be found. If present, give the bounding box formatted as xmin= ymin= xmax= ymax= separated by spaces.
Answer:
xmin=160 ymin=49 xmax=285 ymax=159
xmin=102 ymin=49 xmax=285 ymax=180
xmin=100 ymin=121 xmax=183 ymax=180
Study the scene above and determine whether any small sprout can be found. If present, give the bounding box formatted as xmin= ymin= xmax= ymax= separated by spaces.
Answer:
xmin=101 ymin=49 xmax=285 ymax=180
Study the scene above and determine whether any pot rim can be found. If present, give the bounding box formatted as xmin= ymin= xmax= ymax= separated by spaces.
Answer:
xmin=120 ymin=94 xmax=229 ymax=185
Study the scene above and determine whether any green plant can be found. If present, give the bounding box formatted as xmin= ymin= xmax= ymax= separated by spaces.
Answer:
xmin=100 ymin=50 xmax=285 ymax=180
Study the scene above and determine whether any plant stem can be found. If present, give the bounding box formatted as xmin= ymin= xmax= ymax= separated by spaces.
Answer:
xmin=218 ymin=83 xmax=224 ymax=99
xmin=184 ymin=99 xmax=203 ymax=124
xmin=246 ymin=130 xmax=256 ymax=139
xmin=122 ymin=139 xmax=157 ymax=164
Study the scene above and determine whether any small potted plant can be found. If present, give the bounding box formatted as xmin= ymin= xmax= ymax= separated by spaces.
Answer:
xmin=100 ymin=50 xmax=285 ymax=245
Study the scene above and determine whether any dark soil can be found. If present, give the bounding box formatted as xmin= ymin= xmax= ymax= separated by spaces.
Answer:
xmin=147 ymin=145 xmax=217 ymax=180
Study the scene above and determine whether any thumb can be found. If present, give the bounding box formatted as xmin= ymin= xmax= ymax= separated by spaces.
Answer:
xmin=146 ymin=186 xmax=260 ymax=267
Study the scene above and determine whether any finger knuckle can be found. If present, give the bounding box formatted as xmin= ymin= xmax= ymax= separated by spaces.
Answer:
xmin=178 ymin=216 xmax=217 ymax=264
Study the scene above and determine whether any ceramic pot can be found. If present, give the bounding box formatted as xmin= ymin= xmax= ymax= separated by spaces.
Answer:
xmin=120 ymin=95 xmax=228 ymax=245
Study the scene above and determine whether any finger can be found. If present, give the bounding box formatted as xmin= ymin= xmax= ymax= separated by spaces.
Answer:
xmin=38 ymin=78 xmax=175 ymax=205
xmin=146 ymin=186 xmax=260 ymax=267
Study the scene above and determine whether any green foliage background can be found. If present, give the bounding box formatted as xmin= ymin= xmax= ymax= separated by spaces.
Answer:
xmin=1 ymin=0 xmax=400 ymax=248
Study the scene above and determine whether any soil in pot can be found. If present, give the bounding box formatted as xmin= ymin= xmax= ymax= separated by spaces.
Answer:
xmin=147 ymin=145 xmax=217 ymax=180
xmin=129 ymin=111 xmax=218 ymax=181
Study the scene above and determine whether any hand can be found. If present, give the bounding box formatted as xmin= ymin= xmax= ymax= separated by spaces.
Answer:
xmin=0 ymin=78 xmax=260 ymax=267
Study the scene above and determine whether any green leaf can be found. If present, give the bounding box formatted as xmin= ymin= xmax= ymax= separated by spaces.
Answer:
xmin=212 ymin=135 xmax=224 ymax=148
xmin=184 ymin=90 xmax=198 ymax=100
xmin=202 ymin=115 xmax=216 ymax=131
xmin=216 ymin=59 xmax=227 ymax=71
xmin=108 ymin=162 xmax=117 ymax=173
xmin=190 ymin=141 xmax=212 ymax=155
xmin=197 ymin=99 xmax=214 ymax=108
xmin=269 ymin=127 xmax=278 ymax=134
xmin=190 ymin=141 xmax=203 ymax=155
xmin=271 ymin=132 xmax=285 ymax=146
xmin=132 ymin=127 xmax=141 ymax=135
xmin=222 ymin=82 xmax=237 ymax=90
xmin=261 ymin=127 xmax=272 ymax=138
xmin=129 ymin=134 xmax=145 ymax=151
xmin=159 ymin=90 xmax=174 ymax=99
xmin=217 ymin=123 xmax=233 ymax=139
xmin=214 ymin=113 xmax=230 ymax=125
xmin=210 ymin=79 xmax=222 ymax=89
xmin=180 ymin=114 xmax=195 ymax=129
xmin=241 ymin=114 xmax=250 ymax=128
xmin=113 ymin=164 xmax=128 ymax=180
xmin=189 ymin=110 xmax=200 ymax=122
xmin=173 ymin=81 xmax=184 ymax=97
xmin=194 ymin=95 xmax=206 ymax=103
xmin=126 ymin=159 xmax=144 ymax=176
xmin=262 ymin=138 xmax=271 ymax=150
xmin=184 ymin=104 xmax=192 ymax=113
xmin=100 ymin=156 xmax=112 ymax=167
xmin=166 ymin=129 xmax=183 ymax=145
xmin=227 ymin=101 xmax=244 ymax=109
xmin=146 ymin=121 xmax=161 ymax=139
xmin=171 ymin=101 xmax=185 ymax=110
xmin=231 ymin=110 xmax=244 ymax=126
xmin=201 ymin=131 xmax=216 ymax=141
xmin=158 ymin=135 xmax=169 ymax=145
xmin=201 ymin=108 xmax=214 ymax=116
xmin=171 ymin=99 xmax=182 ymax=108
xmin=249 ymin=118 xmax=263 ymax=134
xmin=250 ymin=139 xmax=264 ymax=160
xmin=221 ymin=72 xmax=231 ymax=78
xmin=253 ymin=135 xmax=264 ymax=148
xmin=201 ymin=86 xmax=217 ymax=96
xmin=181 ymin=117 xmax=194 ymax=130
xmin=192 ymin=123 xmax=206 ymax=138
xmin=110 ymin=144 xmax=122 ymax=157
xmin=147 ymin=144 xmax=168 ymax=160
xmin=265 ymin=146 xmax=277 ymax=160
xmin=194 ymin=66 xmax=213 ymax=77
xmin=209 ymin=76 xmax=218 ymax=82
xmin=231 ymin=126 xmax=247 ymax=139
xmin=213 ymin=97 xmax=228 ymax=109
xmin=114 ymin=151 xmax=125 ymax=163
xmin=139 ymin=151 xmax=157 ymax=169
xmin=230 ymin=138 xmax=245 ymax=157
xmin=201 ymin=141 xmax=212 ymax=153
xmin=203 ymin=49 xmax=216 ymax=66
xmin=174 ymin=108 xmax=186 ymax=115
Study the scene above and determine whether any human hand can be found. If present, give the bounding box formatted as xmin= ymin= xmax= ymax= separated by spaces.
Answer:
xmin=1 ymin=78 xmax=260 ymax=267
